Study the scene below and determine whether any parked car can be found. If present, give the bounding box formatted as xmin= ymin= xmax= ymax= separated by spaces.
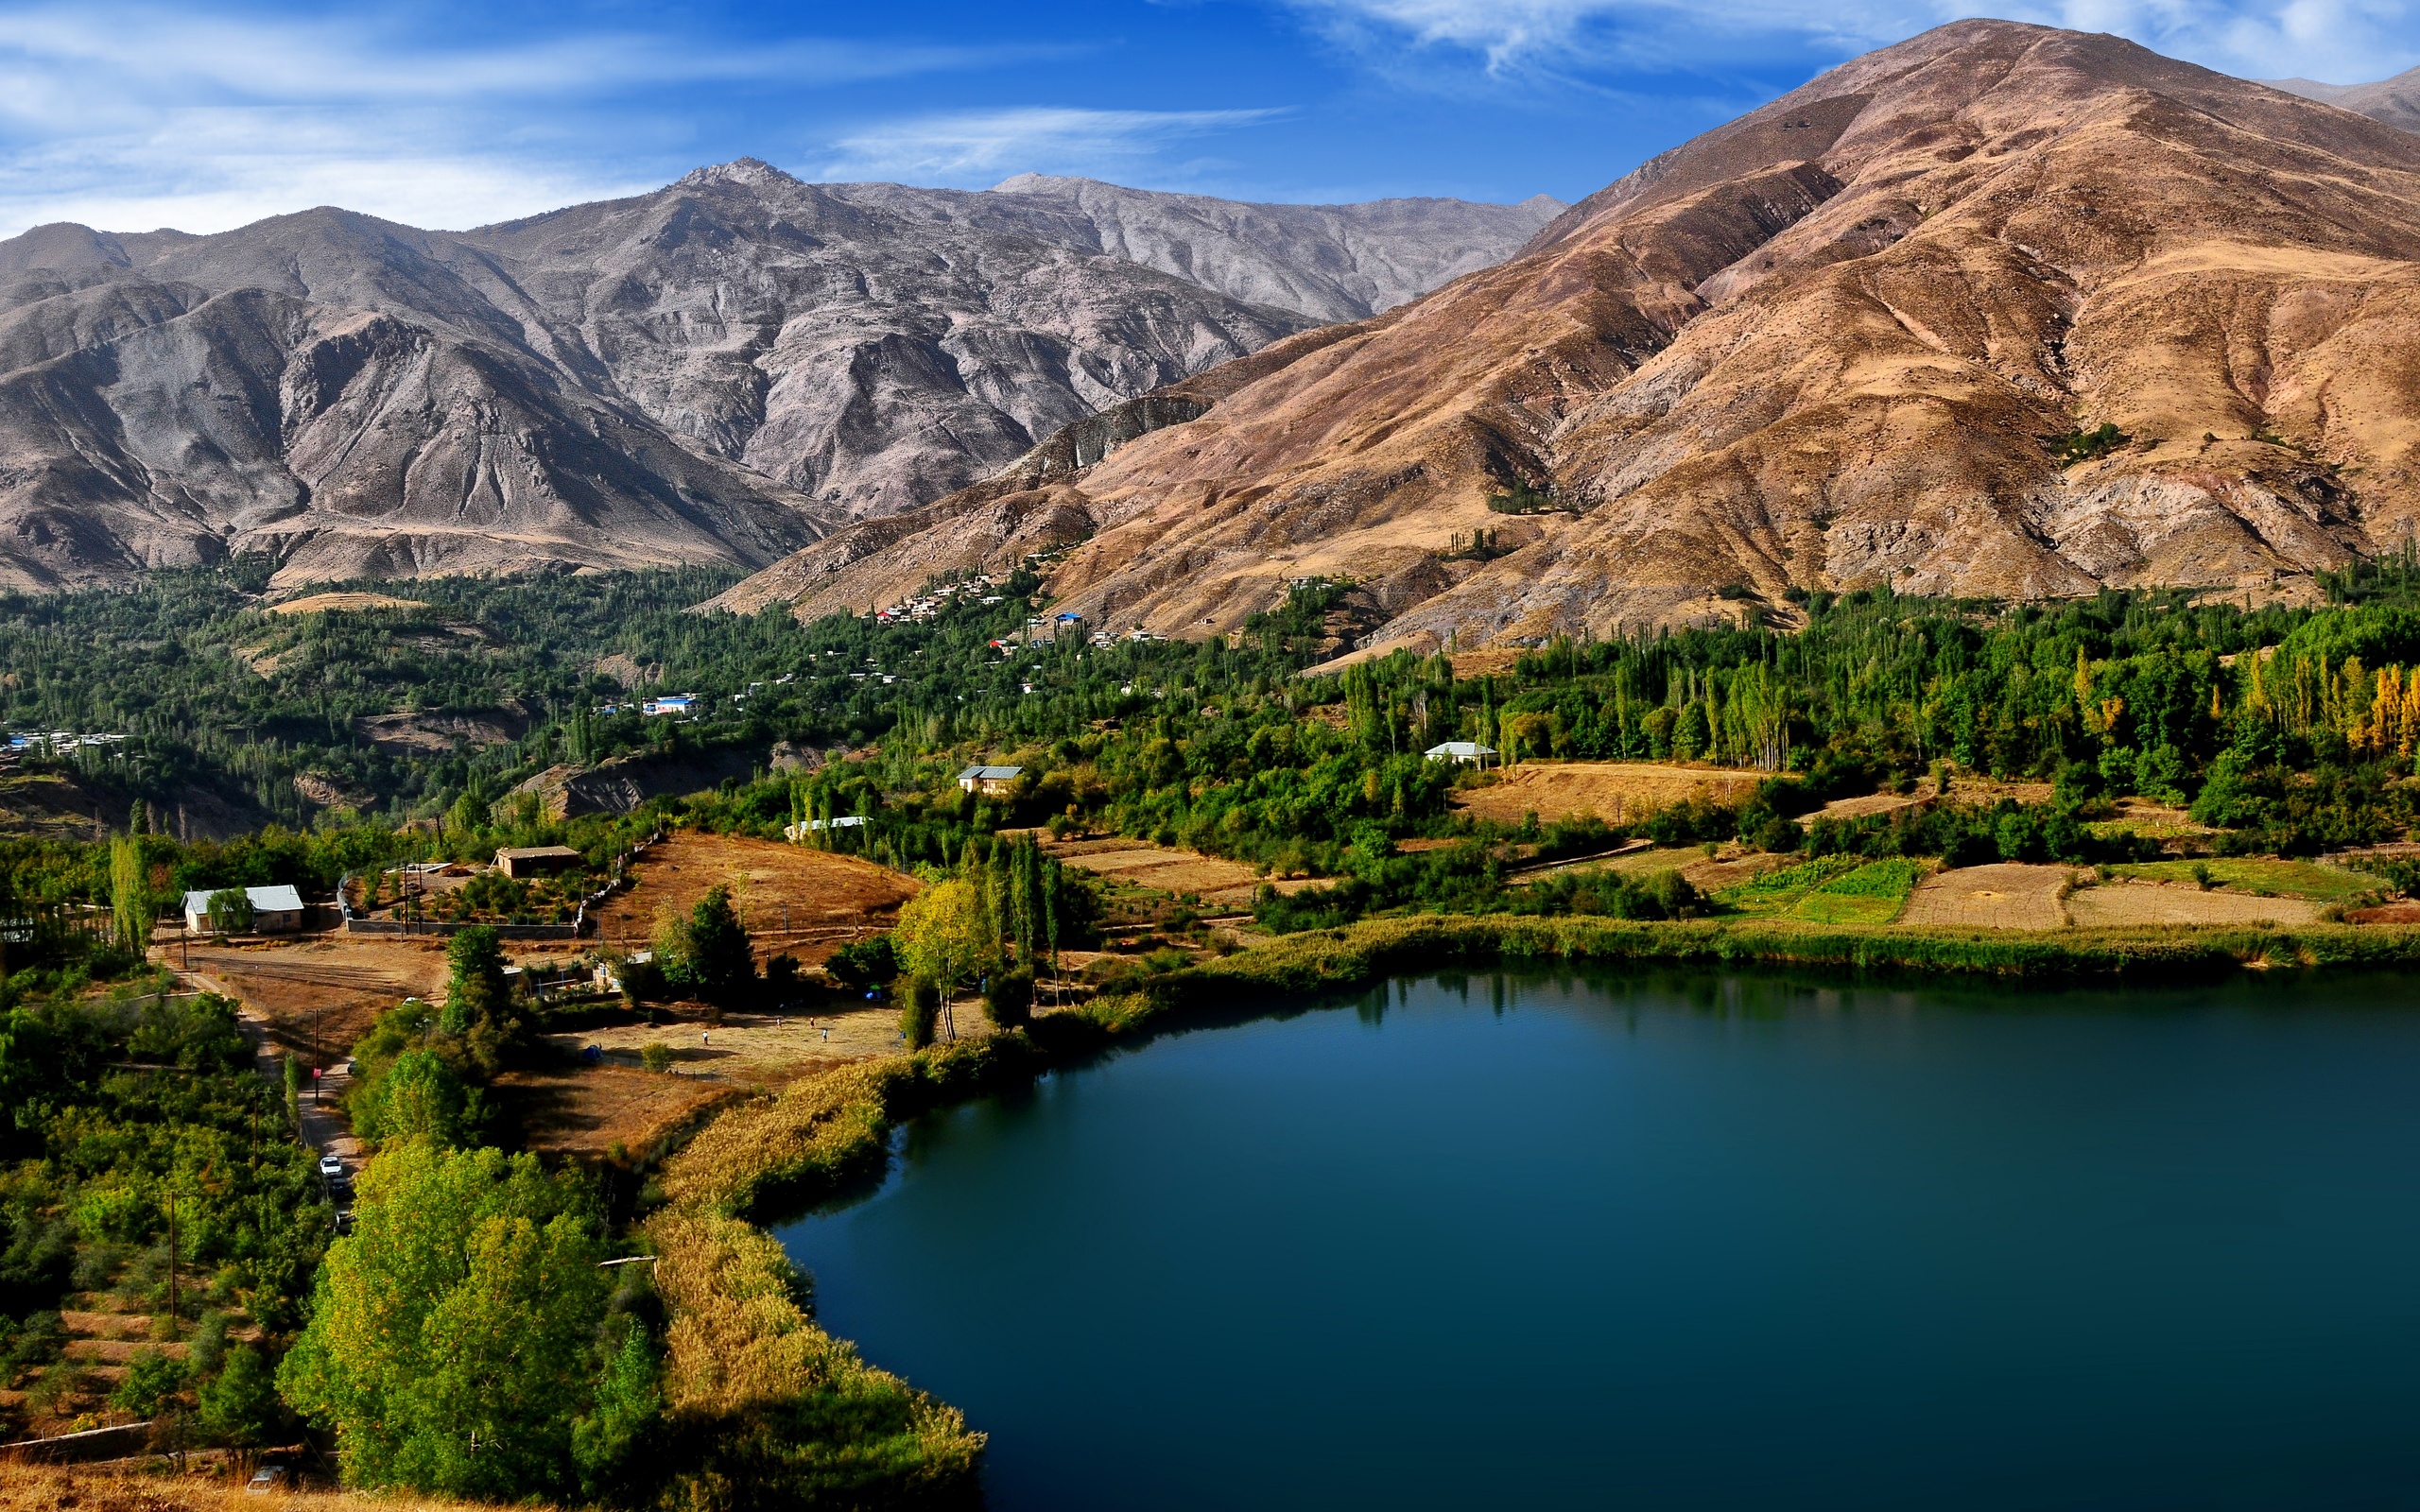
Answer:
xmin=318 ymin=1154 xmax=344 ymax=1179
xmin=246 ymin=1464 xmax=287 ymax=1493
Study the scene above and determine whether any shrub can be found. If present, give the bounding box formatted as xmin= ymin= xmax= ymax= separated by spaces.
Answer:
xmin=110 ymin=1346 xmax=186 ymax=1417
xmin=899 ymin=978 xmax=940 ymax=1050
xmin=984 ymin=970 xmax=1033 ymax=1030
xmin=640 ymin=1043 xmax=675 ymax=1074
xmin=2050 ymin=421 xmax=2129 ymax=464
xmin=823 ymin=935 xmax=898 ymax=991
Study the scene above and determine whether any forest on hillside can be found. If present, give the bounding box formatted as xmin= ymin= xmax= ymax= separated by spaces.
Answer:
xmin=9 ymin=550 xmax=2420 ymax=944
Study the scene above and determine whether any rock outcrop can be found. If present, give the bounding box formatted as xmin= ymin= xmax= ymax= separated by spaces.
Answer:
xmin=0 ymin=163 xmax=1557 ymax=591
xmin=722 ymin=24 xmax=2420 ymax=649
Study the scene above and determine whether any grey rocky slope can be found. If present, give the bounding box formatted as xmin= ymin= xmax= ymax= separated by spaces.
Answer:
xmin=2265 ymin=65 xmax=2420 ymax=132
xmin=985 ymin=174 xmax=1564 ymax=322
xmin=0 ymin=160 xmax=1557 ymax=591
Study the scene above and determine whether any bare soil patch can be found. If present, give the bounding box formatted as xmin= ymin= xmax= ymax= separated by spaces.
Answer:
xmin=1816 ymin=791 xmax=1933 ymax=821
xmin=264 ymin=592 xmax=427 ymax=616
xmin=1046 ymin=838 xmax=1261 ymax=903
xmin=179 ymin=936 xmax=453 ymax=1060
xmin=2069 ymin=882 xmax=2323 ymax=927
xmin=590 ymin=832 xmax=919 ymax=962
xmin=1453 ymin=762 xmax=1767 ymax=827
xmin=1898 ymin=864 xmax=2076 ymax=929
xmin=1043 ymin=835 xmax=1321 ymax=906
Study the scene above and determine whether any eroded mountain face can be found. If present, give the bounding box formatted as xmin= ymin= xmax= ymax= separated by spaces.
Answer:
xmin=726 ymin=22 xmax=2420 ymax=649
xmin=0 ymin=161 xmax=1558 ymax=591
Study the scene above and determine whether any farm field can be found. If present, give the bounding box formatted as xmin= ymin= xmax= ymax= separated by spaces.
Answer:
xmin=2066 ymin=881 xmax=2324 ymax=927
xmin=590 ymin=831 xmax=918 ymax=962
xmin=1042 ymin=835 xmax=1321 ymax=908
xmin=1719 ymin=855 xmax=1927 ymax=924
xmin=1897 ymin=864 xmax=2074 ymax=929
xmin=1452 ymin=762 xmax=1766 ymax=827
xmin=2108 ymin=858 xmax=2373 ymax=902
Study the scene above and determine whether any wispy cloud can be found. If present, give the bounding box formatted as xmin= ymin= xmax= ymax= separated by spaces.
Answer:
xmin=817 ymin=107 xmax=1289 ymax=184
xmin=0 ymin=4 xmax=1079 ymax=236
xmin=1278 ymin=0 xmax=2419 ymax=86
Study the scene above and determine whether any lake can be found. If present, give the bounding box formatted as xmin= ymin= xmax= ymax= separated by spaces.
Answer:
xmin=775 ymin=970 xmax=2420 ymax=1509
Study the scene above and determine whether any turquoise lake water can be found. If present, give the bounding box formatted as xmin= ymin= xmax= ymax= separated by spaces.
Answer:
xmin=775 ymin=970 xmax=2420 ymax=1508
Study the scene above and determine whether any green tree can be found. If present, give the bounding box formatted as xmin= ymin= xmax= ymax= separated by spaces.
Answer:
xmin=441 ymin=926 xmax=519 ymax=1074
xmin=110 ymin=838 xmax=150 ymax=954
xmin=204 ymin=887 xmax=252 ymax=935
xmin=199 ymin=1343 xmax=280 ymax=1447
xmin=277 ymin=1143 xmax=614 ymax=1500
xmin=352 ymin=1049 xmax=478 ymax=1147
xmin=683 ymin=885 xmax=756 ymax=1005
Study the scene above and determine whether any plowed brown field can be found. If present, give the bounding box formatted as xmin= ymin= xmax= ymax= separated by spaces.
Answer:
xmin=590 ymin=832 xmax=919 ymax=962
xmin=1453 ymin=762 xmax=1766 ymax=827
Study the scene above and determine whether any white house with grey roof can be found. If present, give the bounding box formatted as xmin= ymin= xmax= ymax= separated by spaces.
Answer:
xmin=181 ymin=885 xmax=306 ymax=934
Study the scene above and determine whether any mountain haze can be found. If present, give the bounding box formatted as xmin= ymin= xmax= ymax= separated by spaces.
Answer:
xmin=2267 ymin=66 xmax=2420 ymax=134
xmin=0 ymin=163 xmax=1556 ymax=592
xmin=718 ymin=23 xmax=2420 ymax=651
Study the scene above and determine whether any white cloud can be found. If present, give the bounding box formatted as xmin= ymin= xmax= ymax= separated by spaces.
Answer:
xmin=817 ymin=107 xmax=1288 ymax=184
xmin=0 ymin=4 xmax=1079 ymax=237
xmin=1280 ymin=0 xmax=2419 ymax=84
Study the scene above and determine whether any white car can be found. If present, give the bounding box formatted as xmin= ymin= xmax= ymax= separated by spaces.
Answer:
xmin=246 ymin=1464 xmax=287 ymax=1493
xmin=317 ymin=1155 xmax=344 ymax=1179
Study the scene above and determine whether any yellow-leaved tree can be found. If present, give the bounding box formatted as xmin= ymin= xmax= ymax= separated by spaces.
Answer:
xmin=891 ymin=877 xmax=992 ymax=1042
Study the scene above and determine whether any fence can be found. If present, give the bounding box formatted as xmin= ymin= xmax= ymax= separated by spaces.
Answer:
xmin=336 ymin=831 xmax=664 ymax=940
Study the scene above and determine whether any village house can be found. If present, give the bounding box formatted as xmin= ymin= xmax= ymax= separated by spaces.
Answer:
xmin=182 ymin=884 xmax=306 ymax=934
xmin=493 ymin=845 xmax=583 ymax=879
xmin=957 ymin=764 xmax=1024 ymax=796
xmin=1424 ymin=741 xmax=1498 ymax=768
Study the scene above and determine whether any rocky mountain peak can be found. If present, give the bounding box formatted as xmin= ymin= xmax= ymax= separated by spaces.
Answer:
xmin=673 ymin=157 xmax=804 ymax=192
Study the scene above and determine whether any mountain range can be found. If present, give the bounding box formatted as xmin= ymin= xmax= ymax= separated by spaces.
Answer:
xmin=2268 ymin=64 xmax=2420 ymax=133
xmin=714 ymin=22 xmax=2420 ymax=652
xmin=0 ymin=165 xmax=1558 ymax=591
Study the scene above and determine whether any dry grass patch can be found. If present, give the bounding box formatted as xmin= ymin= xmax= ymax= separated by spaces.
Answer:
xmin=1898 ymin=864 xmax=2076 ymax=929
xmin=0 ymin=1462 xmax=492 ymax=1512
xmin=591 ymin=832 xmax=917 ymax=960
xmin=2067 ymin=882 xmax=2323 ymax=927
xmin=262 ymin=592 xmax=427 ymax=616
xmin=1453 ymin=762 xmax=1765 ymax=827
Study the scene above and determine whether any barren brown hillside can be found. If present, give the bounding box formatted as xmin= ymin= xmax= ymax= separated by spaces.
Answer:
xmin=717 ymin=22 xmax=2420 ymax=648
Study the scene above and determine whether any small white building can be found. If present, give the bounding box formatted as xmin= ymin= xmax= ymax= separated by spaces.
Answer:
xmin=784 ymin=816 xmax=868 ymax=842
xmin=182 ymin=885 xmax=306 ymax=935
xmin=956 ymin=764 xmax=1024 ymax=796
xmin=641 ymin=694 xmax=700 ymax=717
xmin=1424 ymin=741 xmax=1498 ymax=768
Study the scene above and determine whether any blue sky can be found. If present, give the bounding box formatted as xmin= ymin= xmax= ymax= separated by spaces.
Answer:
xmin=0 ymin=0 xmax=2410 ymax=237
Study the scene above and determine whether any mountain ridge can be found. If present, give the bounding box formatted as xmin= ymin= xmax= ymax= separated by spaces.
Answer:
xmin=0 ymin=165 xmax=1556 ymax=592
xmin=713 ymin=21 xmax=2420 ymax=652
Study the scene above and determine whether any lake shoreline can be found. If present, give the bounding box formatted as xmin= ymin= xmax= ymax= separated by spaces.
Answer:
xmin=640 ymin=912 xmax=2420 ymax=1504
